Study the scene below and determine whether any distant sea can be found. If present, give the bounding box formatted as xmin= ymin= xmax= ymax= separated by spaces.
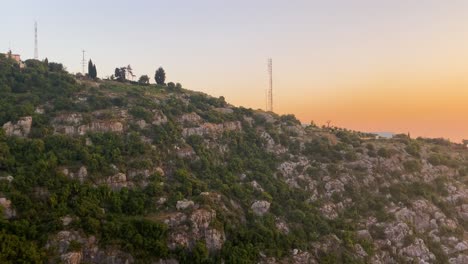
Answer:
xmin=371 ymin=132 xmax=395 ymax=138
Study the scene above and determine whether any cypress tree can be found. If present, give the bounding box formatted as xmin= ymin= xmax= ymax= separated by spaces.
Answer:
xmin=88 ymin=60 xmax=93 ymax=78
xmin=92 ymin=64 xmax=97 ymax=79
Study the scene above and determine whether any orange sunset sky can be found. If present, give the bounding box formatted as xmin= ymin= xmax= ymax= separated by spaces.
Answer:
xmin=2 ymin=1 xmax=468 ymax=142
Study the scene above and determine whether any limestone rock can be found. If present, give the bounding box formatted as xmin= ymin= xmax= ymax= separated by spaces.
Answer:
xmin=400 ymin=238 xmax=435 ymax=263
xmin=0 ymin=175 xmax=13 ymax=183
xmin=178 ymin=112 xmax=202 ymax=125
xmin=105 ymin=173 xmax=128 ymax=190
xmin=2 ymin=116 xmax=32 ymax=137
xmin=251 ymin=200 xmax=271 ymax=216
xmin=182 ymin=121 xmax=241 ymax=137
xmin=205 ymin=228 xmax=225 ymax=251
xmin=79 ymin=121 xmax=123 ymax=135
xmin=152 ymin=111 xmax=168 ymax=125
xmin=48 ymin=230 xmax=134 ymax=264
xmin=0 ymin=197 xmax=16 ymax=219
xmin=61 ymin=216 xmax=73 ymax=226
xmin=176 ymin=199 xmax=194 ymax=210
xmin=214 ymin=107 xmax=234 ymax=114
xmin=61 ymin=252 xmax=82 ymax=264
xmin=136 ymin=119 xmax=147 ymax=129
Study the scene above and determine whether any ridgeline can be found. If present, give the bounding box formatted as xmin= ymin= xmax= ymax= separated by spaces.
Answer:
xmin=0 ymin=56 xmax=468 ymax=264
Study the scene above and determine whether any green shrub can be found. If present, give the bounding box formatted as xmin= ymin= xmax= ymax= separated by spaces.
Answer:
xmin=403 ymin=159 xmax=422 ymax=173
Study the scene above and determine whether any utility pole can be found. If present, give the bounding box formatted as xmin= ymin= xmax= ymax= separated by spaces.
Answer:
xmin=267 ymin=58 xmax=273 ymax=112
xmin=34 ymin=21 xmax=38 ymax=59
xmin=81 ymin=50 xmax=86 ymax=75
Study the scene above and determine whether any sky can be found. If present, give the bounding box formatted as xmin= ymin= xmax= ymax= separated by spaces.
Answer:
xmin=2 ymin=0 xmax=468 ymax=142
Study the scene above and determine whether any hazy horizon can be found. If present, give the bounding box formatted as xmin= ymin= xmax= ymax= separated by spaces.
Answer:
xmin=2 ymin=0 xmax=467 ymax=142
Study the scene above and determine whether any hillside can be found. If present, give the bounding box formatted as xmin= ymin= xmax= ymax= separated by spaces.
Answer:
xmin=0 ymin=56 xmax=468 ymax=264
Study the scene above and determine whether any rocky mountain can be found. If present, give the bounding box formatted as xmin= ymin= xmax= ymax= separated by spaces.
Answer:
xmin=0 ymin=56 xmax=467 ymax=263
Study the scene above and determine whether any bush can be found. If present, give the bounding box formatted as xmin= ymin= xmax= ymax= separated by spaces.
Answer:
xmin=403 ymin=159 xmax=422 ymax=173
xmin=377 ymin=147 xmax=390 ymax=158
xmin=405 ymin=141 xmax=421 ymax=157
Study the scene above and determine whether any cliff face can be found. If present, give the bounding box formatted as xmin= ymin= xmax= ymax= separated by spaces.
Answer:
xmin=0 ymin=59 xmax=467 ymax=263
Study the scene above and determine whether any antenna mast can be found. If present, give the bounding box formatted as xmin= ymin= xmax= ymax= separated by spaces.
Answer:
xmin=34 ymin=21 xmax=38 ymax=59
xmin=81 ymin=50 xmax=86 ymax=75
xmin=267 ymin=58 xmax=273 ymax=112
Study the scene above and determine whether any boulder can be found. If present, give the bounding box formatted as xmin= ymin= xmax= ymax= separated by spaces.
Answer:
xmin=251 ymin=200 xmax=271 ymax=216
xmin=176 ymin=199 xmax=194 ymax=210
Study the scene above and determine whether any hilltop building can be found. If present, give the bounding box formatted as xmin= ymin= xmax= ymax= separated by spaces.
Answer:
xmin=1 ymin=50 xmax=25 ymax=68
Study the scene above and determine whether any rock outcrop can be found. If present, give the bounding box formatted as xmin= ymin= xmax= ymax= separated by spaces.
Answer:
xmin=182 ymin=121 xmax=241 ymax=137
xmin=47 ymin=230 xmax=134 ymax=264
xmin=0 ymin=197 xmax=16 ymax=219
xmin=251 ymin=200 xmax=271 ymax=216
xmin=2 ymin=116 xmax=32 ymax=137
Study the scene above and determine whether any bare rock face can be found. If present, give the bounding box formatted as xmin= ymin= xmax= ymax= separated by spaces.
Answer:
xmin=63 ymin=166 xmax=88 ymax=183
xmin=284 ymin=125 xmax=306 ymax=137
xmin=105 ymin=173 xmax=129 ymax=190
xmin=52 ymin=113 xmax=124 ymax=135
xmin=165 ymin=208 xmax=225 ymax=252
xmin=291 ymin=249 xmax=316 ymax=264
xmin=0 ymin=175 xmax=13 ymax=183
xmin=450 ymin=254 xmax=468 ymax=264
xmin=384 ymin=222 xmax=413 ymax=248
xmin=61 ymin=215 xmax=73 ymax=226
xmin=261 ymin=132 xmax=287 ymax=154
xmin=275 ymin=218 xmax=290 ymax=234
xmin=176 ymin=199 xmax=194 ymax=210
xmin=190 ymin=209 xmax=215 ymax=235
xmin=136 ymin=119 xmax=147 ymax=129
xmin=79 ymin=121 xmax=124 ymax=135
xmin=152 ymin=111 xmax=168 ymax=125
xmin=399 ymin=238 xmax=435 ymax=263
xmin=76 ymin=166 xmax=88 ymax=182
xmin=0 ymin=197 xmax=16 ymax=219
xmin=178 ymin=112 xmax=202 ymax=125
xmin=182 ymin=121 xmax=241 ymax=137
xmin=61 ymin=252 xmax=82 ymax=264
xmin=320 ymin=203 xmax=339 ymax=220
xmin=2 ymin=116 xmax=32 ymax=137
xmin=255 ymin=112 xmax=275 ymax=123
xmin=251 ymin=200 xmax=271 ymax=216
xmin=54 ymin=113 xmax=83 ymax=125
xmin=176 ymin=145 xmax=196 ymax=158
xmin=48 ymin=230 xmax=134 ymax=264
xmin=204 ymin=228 xmax=225 ymax=251
xmin=214 ymin=108 xmax=234 ymax=114
xmin=189 ymin=208 xmax=225 ymax=251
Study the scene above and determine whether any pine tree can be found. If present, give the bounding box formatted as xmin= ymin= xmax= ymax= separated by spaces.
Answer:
xmin=155 ymin=67 xmax=166 ymax=85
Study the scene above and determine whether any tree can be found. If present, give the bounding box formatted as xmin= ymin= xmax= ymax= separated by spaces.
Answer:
xmin=92 ymin=64 xmax=97 ymax=79
xmin=138 ymin=75 xmax=150 ymax=85
xmin=88 ymin=60 xmax=97 ymax=79
xmin=126 ymin=65 xmax=135 ymax=80
xmin=155 ymin=67 xmax=166 ymax=85
xmin=88 ymin=60 xmax=93 ymax=78
xmin=115 ymin=67 xmax=126 ymax=82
